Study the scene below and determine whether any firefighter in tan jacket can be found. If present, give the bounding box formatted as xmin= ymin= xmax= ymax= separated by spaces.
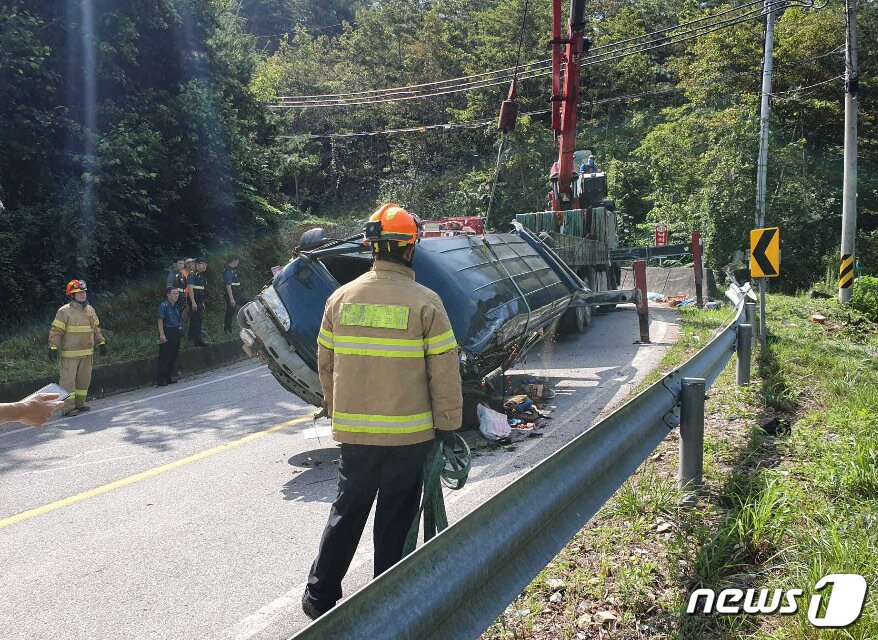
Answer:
xmin=48 ymin=280 xmax=108 ymax=416
xmin=302 ymin=204 xmax=463 ymax=620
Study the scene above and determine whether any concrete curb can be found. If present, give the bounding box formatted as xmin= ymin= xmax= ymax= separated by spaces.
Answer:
xmin=0 ymin=340 xmax=250 ymax=403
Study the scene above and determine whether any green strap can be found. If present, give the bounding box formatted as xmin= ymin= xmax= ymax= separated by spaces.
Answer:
xmin=403 ymin=433 xmax=471 ymax=557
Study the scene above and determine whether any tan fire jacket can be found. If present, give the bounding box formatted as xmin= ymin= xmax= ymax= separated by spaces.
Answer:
xmin=48 ymin=303 xmax=104 ymax=358
xmin=317 ymin=260 xmax=463 ymax=446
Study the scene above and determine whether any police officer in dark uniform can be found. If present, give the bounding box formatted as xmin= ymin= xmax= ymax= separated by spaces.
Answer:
xmin=222 ymin=255 xmax=245 ymax=334
xmin=167 ymin=257 xmax=184 ymax=290
xmin=172 ymin=259 xmax=188 ymax=313
xmin=156 ymin=286 xmax=183 ymax=385
xmin=180 ymin=257 xmax=195 ymax=335
xmin=187 ymin=257 xmax=209 ymax=346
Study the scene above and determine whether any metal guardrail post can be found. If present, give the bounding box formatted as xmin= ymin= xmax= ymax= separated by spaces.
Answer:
xmin=745 ymin=302 xmax=756 ymax=347
xmin=678 ymin=377 xmax=705 ymax=506
xmin=736 ymin=324 xmax=752 ymax=386
xmin=633 ymin=259 xmax=650 ymax=343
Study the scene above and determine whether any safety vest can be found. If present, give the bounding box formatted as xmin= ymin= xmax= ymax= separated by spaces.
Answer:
xmin=317 ymin=260 xmax=463 ymax=446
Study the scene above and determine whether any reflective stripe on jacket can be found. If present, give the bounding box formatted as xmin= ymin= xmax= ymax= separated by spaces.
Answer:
xmin=317 ymin=260 xmax=463 ymax=446
xmin=48 ymin=303 xmax=104 ymax=357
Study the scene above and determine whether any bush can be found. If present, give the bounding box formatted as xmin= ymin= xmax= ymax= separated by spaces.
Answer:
xmin=850 ymin=275 xmax=878 ymax=322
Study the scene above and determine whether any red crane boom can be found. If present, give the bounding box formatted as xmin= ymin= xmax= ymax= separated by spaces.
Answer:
xmin=550 ymin=0 xmax=588 ymax=217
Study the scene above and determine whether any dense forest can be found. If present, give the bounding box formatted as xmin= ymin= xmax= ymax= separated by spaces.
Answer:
xmin=1 ymin=0 xmax=876 ymax=325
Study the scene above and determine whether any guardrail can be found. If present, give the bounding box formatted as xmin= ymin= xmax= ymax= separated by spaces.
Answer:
xmin=289 ymin=294 xmax=755 ymax=640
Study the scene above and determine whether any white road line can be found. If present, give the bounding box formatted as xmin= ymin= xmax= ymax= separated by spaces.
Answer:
xmin=0 ymin=426 xmax=33 ymax=440
xmin=53 ymin=363 xmax=264 ymax=421
xmin=224 ymin=583 xmax=307 ymax=640
xmin=60 ymin=444 xmax=128 ymax=461
xmin=18 ymin=455 xmax=139 ymax=475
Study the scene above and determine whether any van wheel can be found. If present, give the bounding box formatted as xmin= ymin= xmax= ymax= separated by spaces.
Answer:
xmin=564 ymin=305 xmax=591 ymax=333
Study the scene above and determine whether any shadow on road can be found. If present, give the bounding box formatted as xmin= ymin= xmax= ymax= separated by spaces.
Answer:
xmin=282 ymin=447 xmax=340 ymax=503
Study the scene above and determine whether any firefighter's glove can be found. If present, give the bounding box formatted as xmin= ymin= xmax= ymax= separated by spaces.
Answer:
xmin=436 ymin=430 xmax=457 ymax=448
xmin=313 ymin=403 xmax=328 ymax=420
xmin=98 ymin=341 xmax=108 ymax=356
xmin=48 ymin=347 xmax=59 ymax=363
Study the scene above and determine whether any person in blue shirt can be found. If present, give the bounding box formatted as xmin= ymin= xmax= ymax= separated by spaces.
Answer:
xmin=156 ymin=287 xmax=183 ymax=386
xmin=579 ymin=155 xmax=599 ymax=175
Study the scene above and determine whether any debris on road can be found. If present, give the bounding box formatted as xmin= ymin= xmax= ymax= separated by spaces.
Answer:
xmin=474 ymin=377 xmax=558 ymax=445
xmin=477 ymin=403 xmax=512 ymax=442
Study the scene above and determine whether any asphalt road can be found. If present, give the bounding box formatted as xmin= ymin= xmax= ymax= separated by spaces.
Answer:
xmin=0 ymin=304 xmax=679 ymax=640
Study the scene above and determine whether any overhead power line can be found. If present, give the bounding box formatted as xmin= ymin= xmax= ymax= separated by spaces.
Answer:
xmin=580 ymin=0 xmax=815 ymax=67
xmin=291 ymin=87 xmax=681 ymax=138
xmin=273 ymin=65 xmax=551 ymax=107
xmin=770 ymin=74 xmax=844 ymax=98
xmin=289 ymin=46 xmax=842 ymax=140
xmin=582 ymin=0 xmax=771 ymax=59
xmin=279 ymin=59 xmax=551 ymax=101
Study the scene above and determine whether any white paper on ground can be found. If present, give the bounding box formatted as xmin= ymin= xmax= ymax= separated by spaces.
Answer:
xmin=302 ymin=426 xmax=332 ymax=439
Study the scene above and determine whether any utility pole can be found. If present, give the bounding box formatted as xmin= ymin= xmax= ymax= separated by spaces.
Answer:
xmin=755 ymin=0 xmax=775 ymax=350
xmin=839 ymin=0 xmax=858 ymax=302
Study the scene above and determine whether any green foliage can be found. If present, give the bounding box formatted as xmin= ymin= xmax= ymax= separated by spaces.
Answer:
xmin=4 ymin=0 xmax=878 ymax=333
xmin=850 ymin=275 xmax=878 ymax=321
xmin=0 ymin=0 xmax=314 ymax=327
xmin=247 ymin=0 xmax=877 ymax=296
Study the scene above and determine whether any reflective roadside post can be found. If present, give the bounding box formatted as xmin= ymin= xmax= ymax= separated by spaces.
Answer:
xmin=679 ymin=377 xmax=706 ymax=507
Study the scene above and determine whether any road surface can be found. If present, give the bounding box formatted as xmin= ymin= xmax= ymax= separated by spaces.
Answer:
xmin=0 ymin=304 xmax=679 ymax=640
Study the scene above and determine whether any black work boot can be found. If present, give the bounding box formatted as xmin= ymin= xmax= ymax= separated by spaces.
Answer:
xmin=301 ymin=590 xmax=331 ymax=621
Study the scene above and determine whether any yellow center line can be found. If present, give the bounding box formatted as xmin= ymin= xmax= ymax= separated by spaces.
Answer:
xmin=0 ymin=414 xmax=315 ymax=531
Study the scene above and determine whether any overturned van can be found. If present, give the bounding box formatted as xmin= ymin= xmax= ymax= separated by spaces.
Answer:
xmin=237 ymin=224 xmax=592 ymax=409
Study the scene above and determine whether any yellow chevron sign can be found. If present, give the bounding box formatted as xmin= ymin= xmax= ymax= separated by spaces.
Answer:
xmin=750 ymin=227 xmax=780 ymax=278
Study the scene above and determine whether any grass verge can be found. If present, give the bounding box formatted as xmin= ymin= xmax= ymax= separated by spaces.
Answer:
xmin=0 ymin=232 xmax=293 ymax=385
xmin=482 ymin=294 xmax=878 ymax=640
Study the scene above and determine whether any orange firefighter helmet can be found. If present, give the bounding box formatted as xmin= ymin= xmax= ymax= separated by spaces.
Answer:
xmin=66 ymin=279 xmax=88 ymax=296
xmin=364 ymin=203 xmax=421 ymax=246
